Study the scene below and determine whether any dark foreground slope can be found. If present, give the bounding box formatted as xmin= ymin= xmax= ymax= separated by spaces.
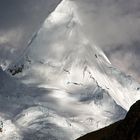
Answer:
xmin=76 ymin=100 xmax=140 ymax=140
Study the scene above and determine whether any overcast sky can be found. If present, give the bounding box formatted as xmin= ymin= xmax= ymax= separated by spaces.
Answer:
xmin=0 ymin=0 xmax=140 ymax=82
xmin=0 ymin=0 xmax=61 ymax=67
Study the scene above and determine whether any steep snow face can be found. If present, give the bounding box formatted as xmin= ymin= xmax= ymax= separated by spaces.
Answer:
xmin=10 ymin=0 xmax=140 ymax=110
xmin=3 ymin=0 xmax=140 ymax=139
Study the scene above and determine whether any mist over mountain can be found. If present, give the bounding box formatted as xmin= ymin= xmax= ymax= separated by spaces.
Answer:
xmin=0 ymin=0 xmax=140 ymax=140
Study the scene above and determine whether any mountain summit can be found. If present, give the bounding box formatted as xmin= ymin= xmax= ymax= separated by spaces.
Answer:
xmin=8 ymin=0 xmax=140 ymax=110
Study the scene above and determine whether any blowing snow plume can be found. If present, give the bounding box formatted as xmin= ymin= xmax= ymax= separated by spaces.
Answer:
xmin=3 ymin=0 xmax=140 ymax=139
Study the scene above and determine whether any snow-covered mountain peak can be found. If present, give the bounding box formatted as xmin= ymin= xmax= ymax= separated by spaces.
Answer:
xmin=3 ymin=1 xmax=140 ymax=139
xmin=8 ymin=0 xmax=139 ymax=111
xmin=46 ymin=0 xmax=79 ymax=25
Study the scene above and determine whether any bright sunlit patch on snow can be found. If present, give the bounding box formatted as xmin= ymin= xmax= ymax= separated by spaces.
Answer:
xmin=46 ymin=0 xmax=80 ymax=24
xmin=0 ymin=118 xmax=21 ymax=140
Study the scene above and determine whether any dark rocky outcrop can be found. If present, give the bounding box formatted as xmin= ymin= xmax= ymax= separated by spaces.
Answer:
xmin=8 ymin=64 xmax=24 ymax=75
xmin=76 ymin=100 xmax=140 ymax=140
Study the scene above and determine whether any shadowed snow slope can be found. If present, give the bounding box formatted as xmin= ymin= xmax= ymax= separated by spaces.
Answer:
xmin=0 ymin=0 xmax=140 ymax=140
xmin=76 ymin=100 xmax=140 ymax=140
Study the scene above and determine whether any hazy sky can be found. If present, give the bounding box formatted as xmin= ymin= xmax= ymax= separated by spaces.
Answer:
xmin=0 ymin=0 xmax=140 ymax=82
xmin=0 ymin=0 xmax=61 ymax=66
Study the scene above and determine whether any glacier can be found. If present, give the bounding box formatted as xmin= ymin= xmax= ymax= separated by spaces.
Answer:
xmin=0 ymin=0 xmax=140 ymax=140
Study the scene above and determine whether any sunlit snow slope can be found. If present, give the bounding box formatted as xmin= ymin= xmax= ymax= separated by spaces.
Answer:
xmin=0 ymin=0 xmax=140 ymax=140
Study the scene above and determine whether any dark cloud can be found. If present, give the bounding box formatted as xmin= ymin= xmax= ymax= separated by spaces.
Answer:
xmin=0 ymin=0 xmax=61 ymax=30
xmin=0 ymin=0 xmax=27 ymax=29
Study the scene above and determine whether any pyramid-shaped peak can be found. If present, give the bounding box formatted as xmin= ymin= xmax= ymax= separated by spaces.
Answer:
xmin=8 ymin=0 xmax=140 ymax=112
